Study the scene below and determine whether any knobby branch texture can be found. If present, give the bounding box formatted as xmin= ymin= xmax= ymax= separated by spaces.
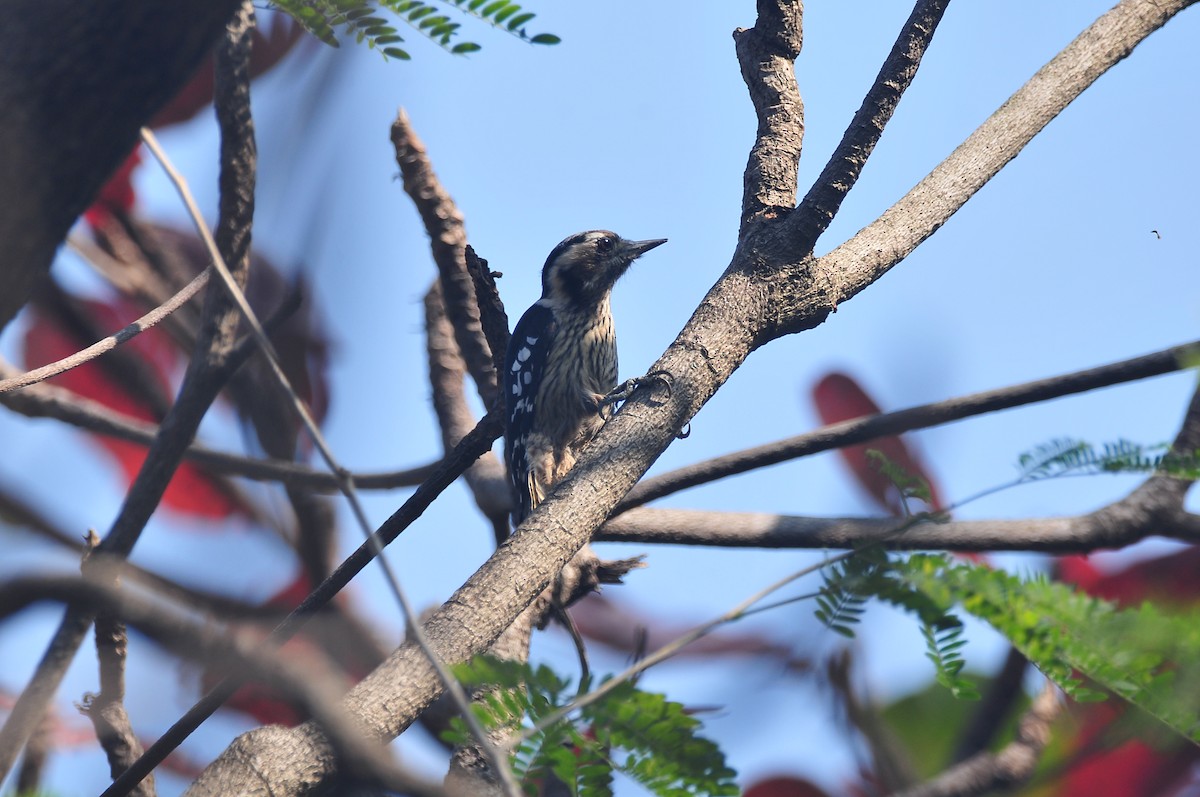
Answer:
xmin=180 ymin=1 xmax=1200 ymax=797
xmin=393 ymin=109 xmax=499 ymax=409
xmin=182 ymin=1 xmax=1198 ymax=794
xmin=792 ymin=0 xmax=950 ymax=247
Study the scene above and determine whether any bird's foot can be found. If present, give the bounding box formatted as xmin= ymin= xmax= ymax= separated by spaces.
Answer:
xmin=599 ymin=370 xmax=673 ymax=414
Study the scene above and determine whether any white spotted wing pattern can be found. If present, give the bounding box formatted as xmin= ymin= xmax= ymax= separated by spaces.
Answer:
xmin=504 ymin=301 xmax=557 ymax=523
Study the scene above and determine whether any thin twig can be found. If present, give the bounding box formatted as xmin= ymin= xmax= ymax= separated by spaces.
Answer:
xmin=0 ymin=362 xmax=437 ymax=489
xmin=0 ymin=268 xmax=210 ymax=395
xmin=0 ymin=5 xmax=261 ymax=779
xmin=617 ymin=339 xmax=1199 ymax=511
xmin=141 ymin=125 xmax=521 ymax=797
xmin=891 ymin=682 xmax=1060 ymax=797
xmin=792 ymin=0 xmax=951 ymax=247
xmin=102 ymin=410 xmax=504 ymax=797
xmin=83 ymin=530 xmax=156 ymax=797
xmin=514 ymin=551 xmax=850 ymax=745
xmin=0 ymin=575 xmax=421 ymax=794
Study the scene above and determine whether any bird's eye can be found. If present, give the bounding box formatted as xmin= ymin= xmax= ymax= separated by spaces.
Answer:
xmin=596 ymin=237 xmax=614 ymax=253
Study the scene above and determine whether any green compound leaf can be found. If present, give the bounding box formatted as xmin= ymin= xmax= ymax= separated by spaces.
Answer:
xmin=272 ymin=0 xmax=560 ymax=59
xmin=447 ymin=655 xmax=738 ymax=796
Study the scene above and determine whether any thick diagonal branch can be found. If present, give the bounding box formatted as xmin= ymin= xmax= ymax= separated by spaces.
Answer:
xmin=813 ymin=0 xmax=1198 ymax=309
xmin=107 ymin=411 xmax=502 ymax=797
xmin=180 ymin=1 xmax=1195 ymax=793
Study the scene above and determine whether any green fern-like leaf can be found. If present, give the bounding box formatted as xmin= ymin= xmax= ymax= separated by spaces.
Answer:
xmin=588 ymin=682 xmax=739 ymax=796
xmin=866 ymin=449 xmax=933 ymax=511
xmin=921 ymin=620 xmax=980 ymax=700
xmin=1016 ymin=438 xmax=1093 ymax=479
xmin=448 ymin=656 xmax=736 ymax=795
xmin=444 ymin=0 xmax=559 ymax=43
xmin=897 ymin=555 xmax=1200 ymax=743
xmin=819 ymin=548 xmax=980 ymax=700
xmin=814 ymin=545 xmax=893 ymax=638
xmin=273 ymin=0 xmax=565 ymax=59
xmin=814 ymin=578 xmax=867 ymax=638
xmin=1013 ymin=438 xmax=1193 ymax=482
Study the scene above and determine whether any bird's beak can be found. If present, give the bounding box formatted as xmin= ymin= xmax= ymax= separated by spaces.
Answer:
xmin=622 ymin=238 xmax=668 ymax=258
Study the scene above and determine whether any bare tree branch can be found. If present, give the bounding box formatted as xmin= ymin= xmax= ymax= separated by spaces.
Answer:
xmin=82 ymin=534 xmax=156 ymax=797
xmin=177 ymin=1 xmax=1198 ymax=793
xmin=0 ymin=268 xmax=210 ymax=395
xmin=393 ymin=108 xmax=499 ymax=409
xmin=0 ymin=575 xmax=420 ymax=794
xmin=14 ymin=711 xmax=53 ymax=795
xmin=734 ymin=0 xmax=804 ymax=232
xmin=464 ymin=245 xmax=511 ymax=389
xmin=618 ymin=339 xmax=1198 ymax=511
xmin=792 ymin=0 xmax=951 ymax=247
xmin=596 ymin=503 xmax=1200 ymax=552
xmin=891 ymin=682 xmax=1061 ymax=797
xmin=104 ymin=410 xmax=503 ymax=797
xmin=426 ymin=282 xmax=513 ymax=539
xmin=0 ymin=5 xmax=260 ymax=778
xmin=814 ymin=0 xmax=1198 ymax=309
xmin=606 ymin=383 xmax=1200 ymax=551
xmin=0 ymin=361 xmax=438 ymax=489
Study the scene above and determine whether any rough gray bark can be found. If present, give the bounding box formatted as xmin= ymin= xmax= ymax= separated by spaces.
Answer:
xmin=182 ymin=1 xmax=1198 ymax=794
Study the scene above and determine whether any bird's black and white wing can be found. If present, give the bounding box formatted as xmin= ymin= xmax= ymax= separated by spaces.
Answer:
xmin=504 ymin=301 xmax=557 ymax=524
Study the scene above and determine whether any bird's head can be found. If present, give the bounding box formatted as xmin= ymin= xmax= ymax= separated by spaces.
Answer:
xmin=540 ymin=230 xmax=667 ymax=309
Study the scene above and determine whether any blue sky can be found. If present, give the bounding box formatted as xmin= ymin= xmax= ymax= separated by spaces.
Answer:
xmin=2 ymin=2 xmax=1199 ymax=794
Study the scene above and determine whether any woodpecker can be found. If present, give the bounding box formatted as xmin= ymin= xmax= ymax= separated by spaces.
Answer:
xmin=505 ymin=230 xmax=667 ymax=527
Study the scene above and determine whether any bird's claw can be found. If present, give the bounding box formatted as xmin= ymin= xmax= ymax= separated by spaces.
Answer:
xmin=599 ymin=370 xmax=673 ymax=415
